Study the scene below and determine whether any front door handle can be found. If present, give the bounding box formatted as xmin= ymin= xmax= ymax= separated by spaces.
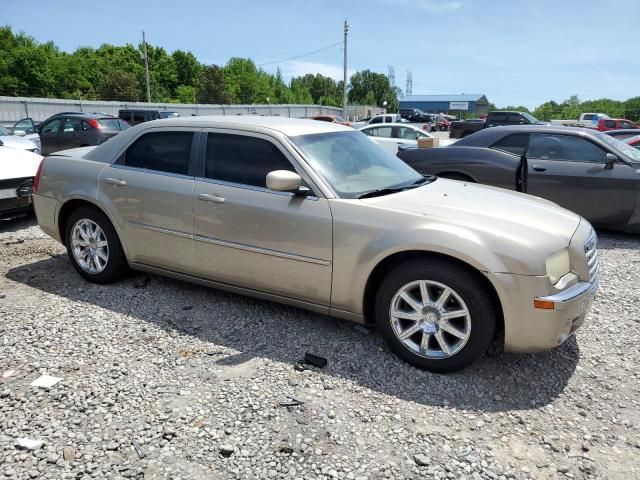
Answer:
xmin=104 ymin=177 xmax=127 ymax=186
xmin=532 ymin=165 xmax=547 ymax=172
xmin=198 ymin=193 xmax=225 ymax=204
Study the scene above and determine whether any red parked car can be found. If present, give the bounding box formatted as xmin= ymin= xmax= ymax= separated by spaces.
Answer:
xmin=597 ymin=118 xmax=638 ymax=131
xmin=310 ymin=115 xmax=351 ymax=127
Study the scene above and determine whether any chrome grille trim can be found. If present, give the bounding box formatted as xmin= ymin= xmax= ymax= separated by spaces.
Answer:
xmin=584 ymin=232 xmax=598 ymax=284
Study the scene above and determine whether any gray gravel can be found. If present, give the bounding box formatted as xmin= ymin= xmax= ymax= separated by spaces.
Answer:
xmin=1 ymin=214 xmax=639 ymax=480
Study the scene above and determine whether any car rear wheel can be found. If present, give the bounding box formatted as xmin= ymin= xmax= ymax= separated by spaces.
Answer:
xmin=65 ymin=206 xmax=128 ymax=284
xmin=375 ymin=259 xmax=496 ymax=372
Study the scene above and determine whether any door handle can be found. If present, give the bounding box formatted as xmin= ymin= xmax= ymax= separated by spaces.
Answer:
xmin=198 ymin=193 xmax=225 ymax=204
xmin=532 ymin=165 xmax=547 ymax=172
xmin=104 ymin=177 xmax=127 ymax=186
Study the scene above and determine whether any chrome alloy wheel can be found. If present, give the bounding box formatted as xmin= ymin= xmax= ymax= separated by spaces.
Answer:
xmin=71 ymin=219 xmax=109 ymax=274
xmin=389 ymin=280 xmax=471 ymax=359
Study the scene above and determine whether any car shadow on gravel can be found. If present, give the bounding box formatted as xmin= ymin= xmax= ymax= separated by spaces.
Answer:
xmin=6 ymin=255 xmax=580 ymax=413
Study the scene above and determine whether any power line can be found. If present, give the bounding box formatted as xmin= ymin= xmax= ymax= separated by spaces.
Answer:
xmin=257 ymin=41 xmax=343 ymax=67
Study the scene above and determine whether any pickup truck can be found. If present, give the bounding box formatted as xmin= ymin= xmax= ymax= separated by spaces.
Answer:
xmin=450 ymin=111 xmax=544 ymax=139
xmin=549 ymin=113 xmax=609 ymax=128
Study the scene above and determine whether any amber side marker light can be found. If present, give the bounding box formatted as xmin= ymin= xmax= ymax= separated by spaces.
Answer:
xmin=534 ymin=299 xmax=555 ymax=310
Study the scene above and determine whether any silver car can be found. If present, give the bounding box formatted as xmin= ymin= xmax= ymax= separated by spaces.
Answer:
xmin=32 ymin=116 xmax=598 ymax=372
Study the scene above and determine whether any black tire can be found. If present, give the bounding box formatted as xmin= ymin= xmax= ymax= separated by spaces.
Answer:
xmin=438 ymin=172 xmax=475 ymax=182
xmin=375 ymin=259 xmax=497 ymax=373
xmin=64 ymin=206 xmax=128 ymax=284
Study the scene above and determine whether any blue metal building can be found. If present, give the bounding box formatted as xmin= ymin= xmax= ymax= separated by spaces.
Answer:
xmin=399 ymin=94 xmax=490 ymax=115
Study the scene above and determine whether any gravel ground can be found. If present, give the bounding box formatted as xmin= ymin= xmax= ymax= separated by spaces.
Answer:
xmin=0 ymin=215 xmax=638 ymax=480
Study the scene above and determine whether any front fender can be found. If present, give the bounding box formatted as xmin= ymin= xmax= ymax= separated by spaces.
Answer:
xmin=330 ymin=201 xmax=544 ymax=315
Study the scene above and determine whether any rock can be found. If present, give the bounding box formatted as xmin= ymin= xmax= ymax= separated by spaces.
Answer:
xmin=63 ymin=446 xmax=76 ymax=462
xmin=413 ymin=454 xmax=430 ymax=466
xmin=219 ymin=444 xmax=235 ymax=456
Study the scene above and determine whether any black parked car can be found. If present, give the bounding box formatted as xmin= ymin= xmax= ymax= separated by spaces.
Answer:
xmin=119 ymin=109 xmax=179 ymax=126
xmin=397 ymin=125 xmax=640 ymax=232
xmin=11 ymin=113 xmax=129 ymax=155
xmin=398 ymin=108 xmax=433 ymax=123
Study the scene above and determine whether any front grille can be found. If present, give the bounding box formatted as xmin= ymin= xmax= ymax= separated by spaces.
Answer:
xmin=584 ymin=233 xmax=598 ymax=284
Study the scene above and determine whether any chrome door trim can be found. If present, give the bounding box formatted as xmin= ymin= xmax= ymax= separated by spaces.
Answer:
xmin=193 ymin=233 xmax=331 ymax=266
xmin=128 ymin=221 xmax=193 ymax=240
xmin=196 ymin=176 xmax=319 ymax=201
xmin=110 ymin=163 xmax=195 ymax=181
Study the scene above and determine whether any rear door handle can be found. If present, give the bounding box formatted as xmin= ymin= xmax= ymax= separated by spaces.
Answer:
xmin=104 ymin=177 xmax=127 ymax=186
xmin=198 ymin=193 xmax=225 ymax=204
xmin=532 ymin=165 xmax=547 ymax=172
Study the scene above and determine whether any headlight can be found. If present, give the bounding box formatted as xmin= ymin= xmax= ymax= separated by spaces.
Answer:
xmin=546 ymin=248 xmax=571 ymax=284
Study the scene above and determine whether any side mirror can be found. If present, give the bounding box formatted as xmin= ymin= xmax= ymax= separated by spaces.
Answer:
xmin=605 ymin=153 xmax=616 ymax=170
xmin=266 ymin=170 xmax=308 ymax=194
xmin=13 ymin=130 xmax=26 ymax=137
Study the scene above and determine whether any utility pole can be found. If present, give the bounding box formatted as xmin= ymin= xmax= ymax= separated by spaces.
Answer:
xmin=342 ymin=19 xmax=349 ymax=121
xmin=142 ymin=30 xmax=151 ymax=103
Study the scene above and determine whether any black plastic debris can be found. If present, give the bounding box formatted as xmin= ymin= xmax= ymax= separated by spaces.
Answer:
xmin=303 ymin=353 xmax=327 ymax=368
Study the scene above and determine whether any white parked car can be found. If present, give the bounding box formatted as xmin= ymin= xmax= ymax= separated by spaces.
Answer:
xmin=0 ymin=125 xmax=40 ymax=154
xmin=0 ymin=146 xmax=42 ymax=218
xmin=360 ymin=123 xmax=455 ymax=154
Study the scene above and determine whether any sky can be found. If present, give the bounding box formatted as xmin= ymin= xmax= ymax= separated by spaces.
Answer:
xmin=4 ymin=0 xmax=639 ymax=109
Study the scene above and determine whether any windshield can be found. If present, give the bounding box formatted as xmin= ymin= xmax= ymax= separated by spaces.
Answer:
xmin=521 ymin=112 xmax=541 ymax=123
xmin=597 ymin=132 xmax=640 ymax=162
xmin=0 ymin=126 xmax=9 ymax=135
xmin=289 ymin=131 xmax=423 ymax=199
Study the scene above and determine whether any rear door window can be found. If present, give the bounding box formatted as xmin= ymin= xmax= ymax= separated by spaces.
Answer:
xmin=62 ymin=118 xmax=83 ymax=132
xmin=604 ymin=120 xmax=616 ymax=128
xmin=369 ymin=116 xmax=382 ymax=124
xmin=204 ymin=133 xmax=295 ymax=188
xmin=133 ymin=111 xmax=146 ymax=124
xmin=124 ymin=131 xmax=193 ymax=175
xmin=368 ymin=126 xmax=393 ymax=138
xmin=490 ymin=133 xmax=529 ymax=155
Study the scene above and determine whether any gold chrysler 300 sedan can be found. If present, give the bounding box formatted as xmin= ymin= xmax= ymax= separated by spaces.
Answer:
xmin=32 ymin=116 xmax=598 ymax=372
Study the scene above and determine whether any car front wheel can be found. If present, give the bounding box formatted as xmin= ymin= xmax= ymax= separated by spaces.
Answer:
xmin=65 ymin=206 xmax=128 ymax=284
xmin=375 ymin=259 xmax=497 ymax=373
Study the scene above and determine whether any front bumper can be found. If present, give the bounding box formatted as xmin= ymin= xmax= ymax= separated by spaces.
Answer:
xmin=489 ymin=272 xmax=597 ymax=352
xmin=489 ymin=221 xmax=598 ymax=352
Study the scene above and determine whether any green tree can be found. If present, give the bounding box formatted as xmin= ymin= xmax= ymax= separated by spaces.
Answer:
xmin=97 ymin=69 xmax=139 ymax=101
xmin=196 ymin=65 xmax=232 ymax=104
xmin=348 ymin=70 xmax=398 ymax=110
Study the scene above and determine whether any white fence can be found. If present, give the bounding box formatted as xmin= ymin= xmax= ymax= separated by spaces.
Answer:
xmin=0 ymin=96 xmax=382 ymax=125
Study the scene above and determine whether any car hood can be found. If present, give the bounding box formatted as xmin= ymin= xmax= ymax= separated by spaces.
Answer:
xmin=0 ymin=135 xmax=38 ymax=151
xmin=362 ymin=178 xmax=581 ymax=249
xmin=0 ymin=147 xmax=42 ymax=181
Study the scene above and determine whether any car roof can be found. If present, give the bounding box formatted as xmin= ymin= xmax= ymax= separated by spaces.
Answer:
xmin=606 ymin=129 xmax=640 ymax=134
xmin=454 ymin=124 xmax=604 ymax=146
xmin=144 ymin=115 xmax=353 ymax=136
xmin=361 ymin=123 xmax=422 ymax=129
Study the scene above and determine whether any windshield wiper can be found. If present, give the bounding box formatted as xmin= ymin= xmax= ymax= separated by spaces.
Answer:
xmin=357 ymin=187 xmax=408 ymax=199
xmin=357 ymin=176 xmax=435 ymax=199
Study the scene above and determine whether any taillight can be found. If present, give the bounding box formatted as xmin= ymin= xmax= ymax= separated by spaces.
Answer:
xmin=87 ymin=118 xmax=101 ymax=129
xmin=33 ymin=158 xmax=44 ymax=194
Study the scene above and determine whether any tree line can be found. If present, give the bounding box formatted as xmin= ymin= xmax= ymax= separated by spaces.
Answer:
xmin=492 ymin=95 xmax=640 ymax=122
xmin=0 ymin=26 xmax=400 ymax=110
